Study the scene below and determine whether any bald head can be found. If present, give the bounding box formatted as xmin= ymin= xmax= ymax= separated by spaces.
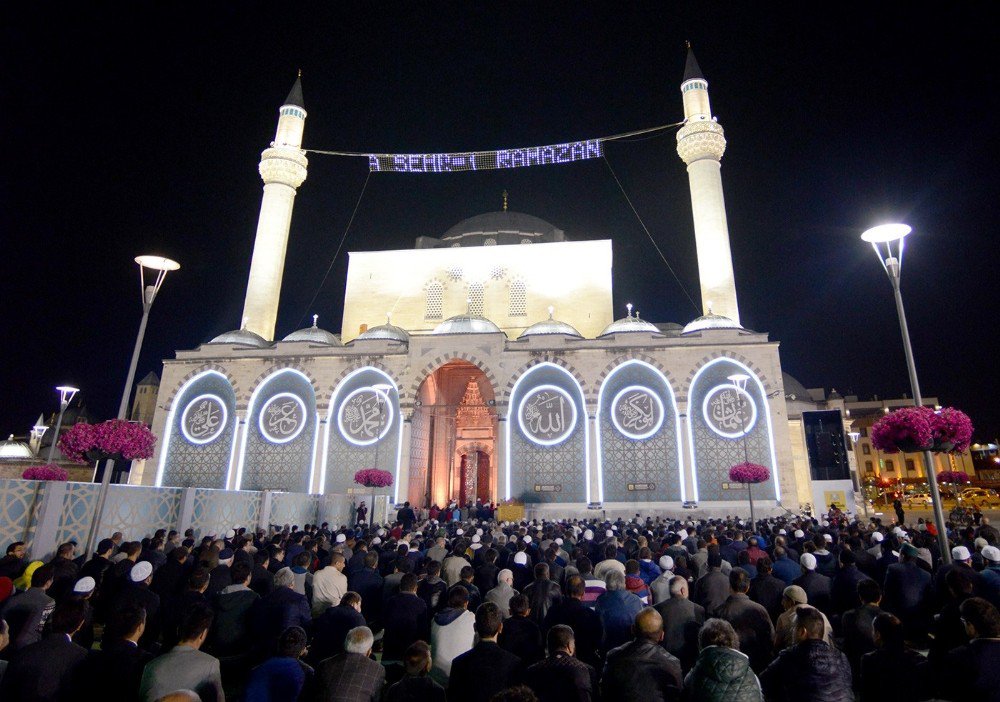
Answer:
xmin=633 ymin=607 xmax=664 ymax=644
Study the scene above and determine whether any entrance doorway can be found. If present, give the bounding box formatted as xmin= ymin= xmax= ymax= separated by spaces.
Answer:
xmin=410 ymin=360 xmax=497 ymax=508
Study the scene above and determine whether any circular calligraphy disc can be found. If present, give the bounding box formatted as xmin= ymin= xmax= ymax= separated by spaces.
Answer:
xmin=610 ymin=385 xmax=664 ymax=440
xmin=258 ymin=392 xmax=307 ymax=444
xmin=702 ymin=384 xmax=757 ymax=439
xmin=180 ymin=394 xmax=228 ymax=445
xmin=337 ymin=387 xmax=395 ymax=446
xmin=517 ymin=384 xmax=577 ymax=446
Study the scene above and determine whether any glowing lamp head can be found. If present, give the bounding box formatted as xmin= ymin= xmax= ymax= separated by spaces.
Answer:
xmin=860 ymin=223 xmax=911 ymax=244
xmin=727 ymin=373 xmax=750 ymax=391
xmin=55 ymin=385 xmax=80 ymax=407
xmin=134 ymin=255 xmax=181 ymax=271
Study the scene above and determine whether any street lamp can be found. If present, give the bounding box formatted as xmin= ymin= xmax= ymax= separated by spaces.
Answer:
xmin=861 ymin=223 xmax=950 ymax=563
xmin=727 ymin=373 xmax=756 ymax=524
xmin=846 ymin=430 xmax=868 ymax=517
xmin=45 ymin=385 xmax=80 ymax=464
xmin=370 ymin=383 xmax=393 ymax=525
xmin=30 ymin=423 xmax=48 ymax=456
xmin=87 ymin=254 xmax=179 ymax=553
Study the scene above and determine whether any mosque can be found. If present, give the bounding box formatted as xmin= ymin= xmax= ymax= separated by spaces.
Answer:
xmin=137 ymin=50 xmax=856 ymax=519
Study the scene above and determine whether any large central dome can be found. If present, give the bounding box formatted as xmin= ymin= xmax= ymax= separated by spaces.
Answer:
xmin=416 ymin=210 xmax=566 ymax=248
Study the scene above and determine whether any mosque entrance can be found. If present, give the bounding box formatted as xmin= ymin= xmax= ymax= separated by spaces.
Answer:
xmin=411 ymin=360 xmax=497 ymax=508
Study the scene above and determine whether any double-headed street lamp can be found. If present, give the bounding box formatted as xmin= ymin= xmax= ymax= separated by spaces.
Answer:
xmin=45 ymin=385 xmax=80 ymax=463
xmin=87 ymin=254 xmax=179 ymax=554
xmin=861 ymin=223 xmax=950 ymax=564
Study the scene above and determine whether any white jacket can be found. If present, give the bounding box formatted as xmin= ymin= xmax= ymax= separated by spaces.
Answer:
xmin=430 ymin=608 xmax=476 ymax=678
xmin=310 ymin=566 xmax=347 ymax=617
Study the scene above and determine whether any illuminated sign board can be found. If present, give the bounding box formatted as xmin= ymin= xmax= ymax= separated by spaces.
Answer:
xmin=368 ymin=140 xmax=603 ymax=173
xmin=518 ymin=385 xmax=577 ymax=446
xmin=338 ymin=387 xmax=394 ymax=446
xmin=610 ymin=385 xmax=664 ymax=440
xmin=180 ymin=394 xmax=227 ymax=445
xmin=258 ymin=392 xmax=307 ymax=444
xmin=702 ymin=385 xmax=757 ymax=439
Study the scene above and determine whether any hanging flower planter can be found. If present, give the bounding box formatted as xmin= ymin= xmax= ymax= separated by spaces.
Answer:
xmin=937 ymin=470 xmax=971 ymax=485
xmin=729 ymin=462 xmax=771 ymax=526
xmin=353 ymin=468 xmax=394 ymax=488
xmin=21 ymin=464 xmax=69 ymax=481
xmin=58 ymin=419 xmax=157 ymax=464
xmin=871 ymin=406 xmax=973 ymax=455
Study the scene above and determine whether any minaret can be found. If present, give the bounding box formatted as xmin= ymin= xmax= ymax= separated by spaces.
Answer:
xmin=675 ymin=45 xmax=740 ymax=324
xmin=241 ymin=72 xmax=308 ymax=340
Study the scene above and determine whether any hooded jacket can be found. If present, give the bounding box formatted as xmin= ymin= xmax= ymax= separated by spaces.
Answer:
xmin=212 ymin=584 xmax=259 ymax=654
xmin=684 ymin=645 xmax=762 ymax=702
xmin=430 ymin=606 xmax=475 ymax=678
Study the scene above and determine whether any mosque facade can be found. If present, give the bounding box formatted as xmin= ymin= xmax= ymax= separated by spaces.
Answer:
xmin=137 ymin=51 xmax=856 ymax=518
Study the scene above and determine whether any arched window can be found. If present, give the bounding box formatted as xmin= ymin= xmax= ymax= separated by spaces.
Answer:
xmin=509 ymin=278 xmax=526 ymax=317
xmin=425 ymin=281 xmax=443 ymax=320
xmin=468 ymin=282 xmax=485 ymax=316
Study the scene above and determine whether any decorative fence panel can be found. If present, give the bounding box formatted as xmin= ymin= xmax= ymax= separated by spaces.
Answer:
xmin=269 ymin=492 xmax=319 ymax=530
xmin=0 ymin=479 xmax=41 ymax=551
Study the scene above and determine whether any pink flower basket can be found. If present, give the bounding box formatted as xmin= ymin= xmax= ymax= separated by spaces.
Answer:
xmin=58 ymin=420 xmax=157 ymax=463
xmin=354 ymin=468 xmax=394 ymax=488
xmin=22 ymin=464 xmax=69 ymax=481
xmin=937 ymin=470 xmax=971 ymax=485
xmin=729 ymin=462 xmax=771 ymax=484
xmin=871 ymin=406 xmax=974 ymax=454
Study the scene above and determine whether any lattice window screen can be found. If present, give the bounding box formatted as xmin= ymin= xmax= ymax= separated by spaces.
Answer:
xmin=468 ymin=282 xmax=485 ymax=316
xmin=509 ymin=279 xmax=527 ymax=317
xmin=425 ymin=281 xmax=444 ymax=319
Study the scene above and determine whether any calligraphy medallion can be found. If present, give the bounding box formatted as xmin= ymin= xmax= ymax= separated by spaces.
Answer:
xmin=610 ymin=385 xmax=664 ymax=440
xmin=338 ymin=386 xmax=395 ymax=446
xmin=180 ymin=394 xmax=228 ymax=445
xmin=518 ymin=385 xmax=577 ymax=446
xmin=702 ymin=385 xmax=757 ymax=439
xmin=258 ymin=392 xmax=307 ymax=444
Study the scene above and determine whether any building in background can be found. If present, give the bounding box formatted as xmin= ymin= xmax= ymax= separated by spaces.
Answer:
xmin=129 ymin=371 xmax=160 ymax=426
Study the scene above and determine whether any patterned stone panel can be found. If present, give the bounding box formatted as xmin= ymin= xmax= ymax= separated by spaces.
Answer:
xmin=98 ymin=485 xmax=182 ymax=541
xmin=689 ymin=359 xmax=777 ymax=502
xmin=0 ymin=479 xmax=40 ymax=552
xmin=508 ymin=364 xmax=587 ymax=503
xmin=408 ymin=411 xmax=429 ymax=505
xmin=269 ymin=492 xmax=319 ymax=529
xmin=325 ymin=368 xmax=401 ymax=501
xmin=161 ymin=372 xmax=238 ymax=489
xmin=191 ymin=488 xmax=260 ymax=538
xmin=54 ymin=482 xmax=100 ymax=547
xmin=317 ymin=494 xmax=352 ymax=529
xmin=240 ymin=370 xmax=317 ymax=493
xmin=598 ymin=362 xmax=682 ymax=503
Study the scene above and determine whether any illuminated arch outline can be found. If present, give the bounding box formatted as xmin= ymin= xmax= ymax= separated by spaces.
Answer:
xmin=336 ymin=387 xmax=396 ymax=447
xmin=234 ymin=368 xmax=319 ymax=492
xmin=596 ymin=360 xmax=685 ymax=504
xmin=258 ymin=392 xmax=308 ymax=444
xmin=180 ymin=394 xmax=228 ymax=445
xmin=701 ymin=385 xmax=757 ymax=439
xmin=323 ymin=366 xmax=403 ymax=503
xmin=516 ymin=384 xmax=578 ymax=447
xmin=686 ymin=358 xmax=780 ymax=503
xmin=155 ymin=370 xmax=236 ymax=488
xmin=504 ymin=362 xmax=588 ymax=501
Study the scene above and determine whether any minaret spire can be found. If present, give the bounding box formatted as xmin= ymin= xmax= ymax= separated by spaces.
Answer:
xmin=241 ymin=73 xmax=309 ymax=340
xmin=675 ymin=47 xmax=741 ymax=324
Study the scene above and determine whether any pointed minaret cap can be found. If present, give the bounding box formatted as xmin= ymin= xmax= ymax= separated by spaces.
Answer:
xmin=682 ymin=41 xmax=705 ymax=82
xmin=284 ymin=69 xmax=304 ymax=108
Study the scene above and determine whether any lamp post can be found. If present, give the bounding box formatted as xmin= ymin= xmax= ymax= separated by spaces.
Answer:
xmin=861 ymin=223 xmax=950 ymax=563
xmin=87 ymin=254 xmax=179 ymax=554
xmin=847 ymin=430 xmax=868 ymax=517
xmin=370 ymin=383 xmax=393 ymax=525
xmin=45 ymin=386 xmax=80 ymax=464
xmin=30 ymin=424 xmax=48 ymax=457
xmin=728 ymin=373 xmax=755 ymax=525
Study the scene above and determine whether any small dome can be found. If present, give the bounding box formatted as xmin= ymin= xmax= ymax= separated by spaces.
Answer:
xmin=681 ymin=312 xmax=743 ymax=335
xmin=208 ymin=327 xmax=272 ymax=348
xmin=0 ymin=435 xmax=33 ymax=459
xmin=432 ymin=314 xmax=505 ymax=335
xmin=282 ymin=315 xmax=342 ymax=345
xmin=519 ymin=308 xmax=582 ymax=339
xmin=599 ymin=304 xmax=660 ymax=337
xmin=356 ymin=318 xmax=410 ymax=343
xmin=438 ymin=211 xmax=564 ymax=247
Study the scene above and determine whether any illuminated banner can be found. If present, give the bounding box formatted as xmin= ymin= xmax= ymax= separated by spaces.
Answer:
xmin=366 ymin=139 xmax=603 ymax=173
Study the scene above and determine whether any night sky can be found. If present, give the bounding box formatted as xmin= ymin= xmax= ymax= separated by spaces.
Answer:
xmin=2 ymin=5 xmax=998 ymax=441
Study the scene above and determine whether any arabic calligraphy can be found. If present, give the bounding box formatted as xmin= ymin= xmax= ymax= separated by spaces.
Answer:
xmin=518 ymin=385 xmax=577 ymax=445
xmin=181 ymin=394 xmax=227 ymax=445
xmin=611 ymin=386 xmax=664 ymax=440
xmin=259 ymin=393 xmax=306 ymax=444
xmin=702 ymin=385 xmax=757 ymax=439
xmin=338 ymin=387 xmax=394 ymax=446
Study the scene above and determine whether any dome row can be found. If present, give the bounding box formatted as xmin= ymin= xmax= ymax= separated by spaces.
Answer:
xmin=207 ymin=309 xmax=742 ymax=348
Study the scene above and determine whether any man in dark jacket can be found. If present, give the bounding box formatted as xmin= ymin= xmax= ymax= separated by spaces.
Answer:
xmin=0 ymin=541 xmax=26 ymax=580
xmin=683 ymin=618 xmax=762 ymax=702
xmin=859 ymin=613 xmax=927 ymax=702
xmin=653 ymin=575 xmax=705 ymax=674
xmin=524 ymin=624 xmax=597 ymax=702
xmin=522 ymin=562 xmax=562 ymax=625
xmin=830 ymin=550 xmax=871 ymax=616
xmin=348 ymin=551 xmax=385 ymax=625
xmin=793 ymin=553 xmax=832 ymax=615
xmin=499 ymin=593 xmax=544 ymax=664
xmin=116 ymin=561 xmax=161 ymax=649
xmin=0 ymin=563 xmax=55 ymax=649
xmin=601 ymin=607 xmax=683 ymax=701
xmin=543 ymin=574 xmax=604 ymax=668
xmin=693 ymin=552 xmax=731 ymax=615
xmin=78 ymin=605 xmax=153 ymax=701
xmin=747 ymin=557 xmax=785 ymax=622
xmin=250 ymin=548 xmax=274 ymax=597
xmin=79 ymin=539 xmax=115 ymax=593
xmin=252 ymin=567 xmax=311 ymax=655
xmin=449 ymin=602 xmax=524 ymax=701
xmin=715 ymin=569 xmax=774 ymax=673
xmin=882 ymin=543 xmax=932 ymax=641
xmin=210 ymin=561 xmax=259 ymax=656
xmin=841 ymin=578 xmax=883 ymax=681
xmin=939 ymin=597 xmax=1000 ymax=701
xmin=0 ymin=598 xmax=89 ymax=701
xmin=309 ymin=591 xmax=366 ymax=666
xmin=314 ymin=626 xmax=385 ymax=702
xmin=385 ymin=641 xmax=446 ymax=702
xmin=382 ymin=573 xmax=429 ymax=661
xmin=759 ymin=606 xmax=852 ymax=702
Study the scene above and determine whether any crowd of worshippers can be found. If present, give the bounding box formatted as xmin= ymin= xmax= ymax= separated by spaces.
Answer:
xmin=1 ymin=510 xmax=1000 ymax=702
